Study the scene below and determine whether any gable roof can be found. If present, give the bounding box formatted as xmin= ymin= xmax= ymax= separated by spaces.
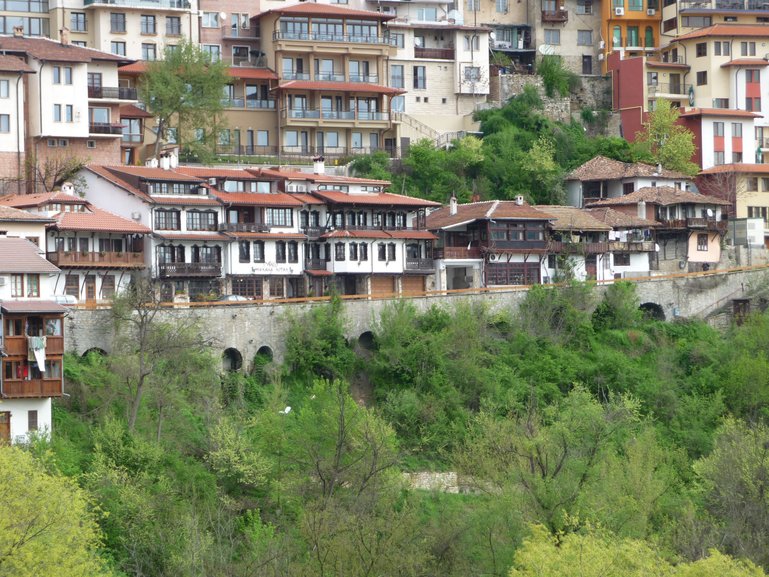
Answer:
xmin=426 ymin=200 xmax=553 ymax=229
xmin=0 ymin=237 xmax=59 ymax=273
xmin=312 ymin=189 xmax=439 ymax=207
xmin=566 ymin=155 xmax=690 ymax=181
xmin=0 ymin=35 xmax=131 ymax=64
xmin=533 ymin=205 xmax=612 ymax=231
xmin=586 ymin=186 xmax=730 ymax=207
xmin=0 ymin=204 xmax=53 ymax=223
xmin=584 ymin=207 xmax=659 ymax=228
xmin=0 ymin=54 xmax=34 ymax=73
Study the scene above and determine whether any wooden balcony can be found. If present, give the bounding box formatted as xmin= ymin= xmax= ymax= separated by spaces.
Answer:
xmin=158 ymin=262 xmax=222 ymax=277
xmin=405 ymin=258 xmax=435 ymax=271
xmin=608 ymin=241 xmax=656 ymax=252
xmin=302 ymin=226 xmax=328 ymax=239
xmin=47 ymin=251 xmax=145 ymax=268
xmin=434 ymin=247 xmax=482 ymax=259
xmin=685 ymin=218 xmax=727 ymax=231
xmin=2 ymin=336 xmax=64 ymax=357
xmin=218 ymin=223 xmax=270 ymax=233
xmin=2 ymin=379 xmax=62 ymax=399
xmin=549 ymin=241 xmax=609 ymax=254
xmin=305 ymin=258 xmax=329 ymax=271
xmin=414 ymin=47 xmax=455 ymax=60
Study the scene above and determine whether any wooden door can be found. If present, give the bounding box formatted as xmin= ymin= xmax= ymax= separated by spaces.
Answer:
xmin=370 ymin=275 xmax=395 ymax=297
xmin=402 ymin=276 xmax=425 ymax=295
xmin=0 ymin=412 xmax=10 ymax=444
xmin=85 ymin=275 xmax=96 ymax=307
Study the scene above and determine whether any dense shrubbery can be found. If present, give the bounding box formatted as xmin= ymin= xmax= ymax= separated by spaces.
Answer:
xmin=15 ymin=282 xmax=769 ymax=576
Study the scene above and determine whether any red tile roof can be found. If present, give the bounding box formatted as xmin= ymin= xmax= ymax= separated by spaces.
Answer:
xmin=584 ymin=207 xmax=659 ymax=229
xmin=0 ymin=54 xmax=34 ymax=73
xmin=1 ymin=300 xmax=66 ymax=314
xmin=227 ymin=67 xmax=278 ymax=80
xmin=385 ymin=230 xmax=438 ymax=240
xmin=533 ymin=205 xmax=612 ymax=231
xmin=566 ymin=155 xmax=690 ymax=181
xmin=645 ymin=60 xmax=690 ymax=70
xmin=699 ymin=163 xmax=769 ymax=174
xmin=291 ymin=193 xmax=325 ymax=205
xmin=679 ymin=107 xmax=761 ymax=118
xmin=0 ymin=191 xmax=84 ymax=207
xmin=0 ymin=205 xmax=53 ymax=222
xmin=152 ymin=196 xmax=221 ymax=207
xmin=54 ymin=208 xmax=150 ymax=234
xmin=673 ymin=24 xmax=769 ymax=41
xmin=104 ymin=165 xmax=204 ymax=182
xmin=118 ymin=61 xmax=147 ymax=75
xmin=212 ymin=191 xmax=303 ymax=206
xmin=312 ymin=189 xmax=440 ymax=207
xmin=427 ymin=200 xmax=553 ymax=229
xmin=586 ymin=186 xmax=730 ymax=207
xmin=174 ymin=166 xmax=280 ymax=180
xmin=256 ymin=3 xmax=393 ymax=20
xmin=721 ymin=58 xmax=769 ymax=67
xmin=119 ymin=104 xmax=153 ymax=118
xmin=277 ymin=80 xmax=405 ymax=95
xmin=0 ymin=238 xmax=60 ymax=273
xmin=251 ymin=166 xmax=391 ymax=186
xmin=0 ymin=35 xmax=131 ymax=64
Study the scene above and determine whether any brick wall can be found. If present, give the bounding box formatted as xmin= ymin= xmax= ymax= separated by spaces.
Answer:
xmin=0 ymin=151 xmax=25 ymax=183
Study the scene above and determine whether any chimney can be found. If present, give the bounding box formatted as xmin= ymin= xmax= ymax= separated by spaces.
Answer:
xmin=61 ymin=182 xmax=75 ymax=195
xmin=449 ymin=193 xmax=457 ymax=216
xmin=312 ymin=155 xmax=325 ymax=175
xmin=59 ymin=26 xmax=70 ymax=46
xmin=13 ymin=25 xmax=24 ymax=37
xmin=656 ymin=163 xmax=662 ymax=175
xmin=159 ymin=154 xmax=171 ymax=170
xmin=515 ymin=195 xmax=524 ymax=206
xmin=638 ymin=200 xmax=646 ymax=219
xmin=471 ymin=193 xmax=480 ymax=203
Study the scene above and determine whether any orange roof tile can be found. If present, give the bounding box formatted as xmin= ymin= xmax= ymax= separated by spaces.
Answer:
xmin=291 ymin=193 xmax=325 ymax=205
xmin=54 ymin=208 xmax=151 ymax=234
xmin=227 ymin=67 xmax=278 ymax=80
xmin=312 ymin=189 xmax=440 ymax=207
xmin=0 ymin=191 xmax=84 ymax=207
xmin=104 ymin=165 xmax=204 ymax=182
xmin=174 ymin=166 xmax=280 ymax=180
xmin=700 ymin=163 xmax=769 ymax=175
xmin=586 ymin=186 xmax=730 ymax=207
xmin=86 ymin=165 xmax=153 ymax=203
xmin=277 ymin=80 xmax=405 ymax=95
xmin=0 ymin=35 xmax=130 ymax=64
xmin=427 ymin=200 xmax=553 ymax=229
xmin=721 ymin=58 xmax=769 ymax=67
xmin=0 ymin=204 xmax=52 ymax=222
xmin=673 ymin=24 xmax=769 ymax=41
xmin=119 ymin=104 xmax=153 ymax=118
xmin=679 ymin=107 xmax=761 ymax=118
xmin=213 ymin=191 xmax=303 ymax=206
xmin=118 ymin=61 xmax=148 ymax=75
xmin=0 ymin=54 xmax=34 ymax=73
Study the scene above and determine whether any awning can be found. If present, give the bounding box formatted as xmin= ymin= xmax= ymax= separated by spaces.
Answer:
xmin=0 ymin=300 xmax=66 ymax=314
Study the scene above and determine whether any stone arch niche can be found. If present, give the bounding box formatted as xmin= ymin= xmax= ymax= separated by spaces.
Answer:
xmin=357 ymin=331 xmax=376 ymax=351
xmin=82 ymin=347 xmax=108 ymax=358
xmin=222 ymin=347 xmax=243 ymax=372
xmin=639 ymin=302 xmax=665 ymax=321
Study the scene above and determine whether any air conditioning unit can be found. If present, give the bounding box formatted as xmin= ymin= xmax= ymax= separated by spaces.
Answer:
xmin=286 ymin=183 xmax=300 ymax=192
xmin=598 ymin=53 xmax=605 ymax=60
xmin=615 ymin=7 xmax=625 ymax=15
xmin=647 ymin=8 xmax=656 ymax=15
xmin=208 ymin=177 xmax=217 ymax=186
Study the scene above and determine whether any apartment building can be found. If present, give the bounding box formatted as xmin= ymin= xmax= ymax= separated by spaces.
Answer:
xmin=0 ymin=0 xmax=52 ymax=37
xmin=660 ymin=0 xmax=769 ymax=42
xmin=0 ymin=32 xmax=133 ymax=187
xmin=608 ymin=24 xmax=769 ymax=169
xmin=601 ymin=0 xmax=661 ymax=72
xmin=535 ymin=0 xmax=603 ymax=75
xmin=0 ymin=55 xmax=34 ymax=193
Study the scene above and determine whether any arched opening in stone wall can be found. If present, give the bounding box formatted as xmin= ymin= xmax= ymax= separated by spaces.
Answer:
xmin=252 ymin=346 xmax=274 ymax=383
xmin=222 ymin=347 xmax=243 ymax=372
xmin=82 ymin=347 xmax=108 ymax=358
xmin=358 ymin=331 xmax=376 ymax=351
xmin=255 ymin=345 xmax=274 ymax=362
xmin=639 ymin=302 xmax=666 ymax=321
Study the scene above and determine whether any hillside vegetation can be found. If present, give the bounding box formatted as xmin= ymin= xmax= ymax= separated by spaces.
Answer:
xmin=8 ymin=282 xmax=769 ymax=576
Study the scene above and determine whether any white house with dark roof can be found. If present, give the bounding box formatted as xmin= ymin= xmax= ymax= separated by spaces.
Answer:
xmin=565 ymin=156 xmax=693 ymax=208
xmin=0 ymin=237 xmax=66 ymax=444
xmin=0 ymin=185 xmax=151 ymax=303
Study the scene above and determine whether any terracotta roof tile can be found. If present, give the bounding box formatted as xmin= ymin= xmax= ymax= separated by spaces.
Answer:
xmin=0 ymin=35 xmax=130 ymax=64
xmin=673 ymin=24 xmax=769 ymax=41
xmin=679 ymin=107 xmax=761 ymax=118
xmin=212 ymin=191 xmax=303 ymax=206
xmin=1 ymin=300 xmax=66 ymax=314
xmin=427 ymin=200 xmax=553 ymax=229
xmin=103 ymin=165 xmax=204 ymax=182
xmin=227 ymin=67 xmax=278 ymax=80
xmin=0 ymin=54 xmax=34 ymax=73
xmin=174 ymin=166 xmax=281 ymax=180
xmin=0 ymin=191 xmax=85 ymax=207
xmin=250 ymin=167 xmax=391 ymax=185
xmin=312 ymin=189 xmax=440 ymax=207
xmin=119 ymin=104 xmax=153 ymax=118
xmin=118 ymin=61 xmax=147 ymax=75
xmin=152 ymin=196 xmax=221 ymax=207
xmin=532 ymin=205 xmax=612 ymax=231
xmin=277 ymin=80 xmax=405 ymax=95
xmin=0 ymin=204 xmax=53 ymax=222
xmin=566 ymin=155 xmax=690 ymax=181
xmin=54 ymin=208 xmax=150 ymax=234
xmin=700 ymin=163 xmax=769 ymax=175
xmin=291 ymin=193 xmax=325 ymax=205
xmin=584 ymin=207 xmax=659 ymax=228
xmin=0 ymin=237 xmax=60 ymax=273
xmin=721 ymin=58 xmax=769 ymax=67
xmin=586 ymin=186 xmax=730 ymax=207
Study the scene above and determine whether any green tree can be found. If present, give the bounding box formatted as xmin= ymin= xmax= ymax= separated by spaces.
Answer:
xmin=0 ymin=446 xmax=114 ymax=577
xmin=634 ymin=100 xmax=699 ymax=176
xmin=139 ymin=40 xmax=229 ymax=160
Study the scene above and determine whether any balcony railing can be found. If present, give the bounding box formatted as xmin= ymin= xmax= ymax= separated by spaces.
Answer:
xmin=316 ymin=72 xmax=346 ymax=82
xmin=3 ymin=336 xmax=64 ymax=357
xmin=221 ymin=25 xmax=259 ymax=39
xmin=90 ymin=123 xmax=124 ymax=135
xmin=414 ymin=47 xmax=455 ymax=60
xmin=405 ymin=258 xmax=435 ymax=271
xmin=247 ymin=99 xmax=276 ymax=109
xmin=680 ymin=0 xmax=769 ymax=9
xmin=2 ymin=379 xmax=62 ymax=399
xmin=273 ymin=31 xmax=392 ymax=45
xmin=47 ymin=251 xmax=145 ymax=267
xmin=283 ymin=72 xmax=311 ymax=80
xmin=685 ymin=217 xmax=727 ymax=231
xmin=158 ymin=262 xmax=222 ymax=277
xmin=647 ymin=82 xmax=691 ymax=96
xmin=608 ymin=240 xmax=656 ymax=252
xmin=434 ymin=247 xmax=482 ymax=259
xmin=122 ymin=133 xmax=143 ymax=143
xmin=301 ymin=226 xmax=328 ymax=239
xmin=88 ymin=86 xmax=137 ymax=100
xmin=349 ymin=74 xmax=379 ymax=83
xmin=83 ymin=0 xmax=191 ymax=7
xmin=218 ymin=223 xmax=270 ymax=233
xmin=281 ymin=108 xmax=389 ymax=122
xmin=305 ymin=258 xmax=329 ymax=270
xmin=657 ymin=54 xmax=687 ymax=65
xmin=541 ymin=9 xmax=568 ymax=22
xmin=549 ymin=241 xmax=609 ymax=254
xmin=222 ymin=98 xmax=245 ymax=108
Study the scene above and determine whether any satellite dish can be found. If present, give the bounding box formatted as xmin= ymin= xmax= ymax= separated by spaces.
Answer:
xmin=655 ymin=243 xmax=660 ymax=252
xmin=707 ymin=208 xmax=714 ymax=217
xmin=489 ymin=31 xmax=497 ymax=40
xmin=414 ymin=37 xmax=423 ymax=47
xmin=219 ymin=11 xmax=227 ymax=22
xmin=539 ymin=44 xmax=555 ymax=55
